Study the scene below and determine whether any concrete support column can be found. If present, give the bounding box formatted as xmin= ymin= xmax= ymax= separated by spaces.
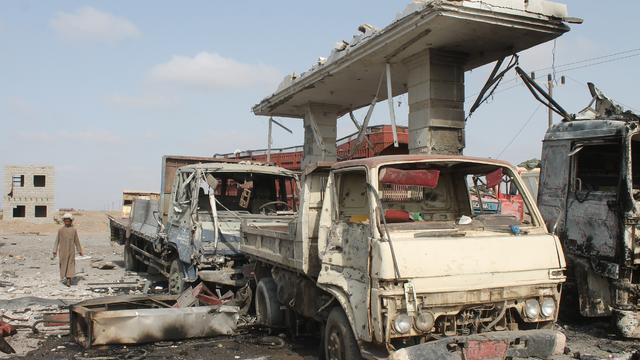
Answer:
xmin=302 ymin=103 xmax=338 ymax=169
xmin=405 ymin=49 xmax=466 ymax=155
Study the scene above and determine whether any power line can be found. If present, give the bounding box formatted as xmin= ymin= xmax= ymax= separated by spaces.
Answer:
xmin=466 ymin=47 xmax=640 ymax=100
xmin=555 ymin=52 xmax=640 ymax=73
xmin=466 ymin=82 xmax=524 ymax=102
xmin=537 ymin=47 xmax=640 ymax=73
xmin=495 ymin=104 xmax=543 ymax=158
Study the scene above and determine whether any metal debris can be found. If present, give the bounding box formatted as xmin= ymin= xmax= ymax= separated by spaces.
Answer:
xmin=70 ymin=294 xmax=239 ymax=348
xmin=90 ymin=261 xmax=116 ymax=270
xmin=0 ymin=320 xmax=16 ymax=354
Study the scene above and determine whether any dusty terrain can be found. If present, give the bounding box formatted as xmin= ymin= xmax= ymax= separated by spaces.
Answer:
xmin=0 ymin=211 xmax=150 ymax=357
xmin=1 ymin=211 xmax=640 ymax=359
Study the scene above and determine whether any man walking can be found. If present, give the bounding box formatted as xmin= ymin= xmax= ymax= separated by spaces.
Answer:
xmin=53 ymin=213 xmax=83 ymax=287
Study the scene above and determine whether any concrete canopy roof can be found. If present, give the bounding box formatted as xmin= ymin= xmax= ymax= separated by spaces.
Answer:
xmin=253 ymin=0 xmax=572 ymax=118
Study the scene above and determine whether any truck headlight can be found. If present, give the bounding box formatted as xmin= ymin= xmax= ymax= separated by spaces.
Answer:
xmin=524 ymin=299 xmax=540 ymax=319
xmin=540 ymin=298 xmax=556 ymax=317
xmin=415 ymin=311 xmax=435 ymax=332
xmin=393 ymin=314 xmax=412 ymax=334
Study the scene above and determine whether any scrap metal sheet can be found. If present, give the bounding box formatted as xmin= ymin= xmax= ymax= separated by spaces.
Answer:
xmin=71 ymin=295 xmax=239 ymax=348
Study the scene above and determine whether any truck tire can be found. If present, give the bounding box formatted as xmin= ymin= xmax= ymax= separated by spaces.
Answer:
xmin=255 ymin=278 xmax=284 ymax=327
xmin=324 ymin=307 xmax=361 ymax=360
xmin=169 ymin=259 xmax=187 ymax=294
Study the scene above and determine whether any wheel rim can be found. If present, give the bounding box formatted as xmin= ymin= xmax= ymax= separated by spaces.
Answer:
xmin=327 ymin=327 xmax=344 ymax=360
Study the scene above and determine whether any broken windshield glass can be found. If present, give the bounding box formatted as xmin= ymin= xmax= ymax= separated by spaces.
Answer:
xmin=378 ymin=162 xmax=536 ymax=230
xmin=201 ymin=172 xmax=298 ymax=215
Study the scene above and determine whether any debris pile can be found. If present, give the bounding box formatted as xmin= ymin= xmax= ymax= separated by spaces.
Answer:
xmin=0 ymin=297 xmax=72 ymax=355
xmin=71 ymin=284 xmax=242 ymax=348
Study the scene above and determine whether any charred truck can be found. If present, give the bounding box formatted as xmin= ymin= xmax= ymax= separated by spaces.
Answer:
xmin=241 ymin=156 xmax=566 ymax=359
xmin=109 ymin=156 xmax=298 ymax=294
xmin=537 ymin=84 xmax=640 ymax=337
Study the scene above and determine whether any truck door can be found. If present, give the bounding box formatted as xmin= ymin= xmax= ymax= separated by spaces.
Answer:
xmin=318 ymin=168 xmax=373 ymax=341
xmin=167 ymin=170 xmax=198 ymax=267
xmin=566 ymin=141 xmax=621 ymax=315
xmin=567 ymin=142 xmax=621 ymax=259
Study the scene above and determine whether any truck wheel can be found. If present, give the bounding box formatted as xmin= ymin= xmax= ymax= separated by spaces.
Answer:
xmin=169 ymin=259 xmax=186 ymax=294
xmin=324 ymin=307 xmax=361 ymax=360
xmin=255 ymin=278 xmax=284 ymax=327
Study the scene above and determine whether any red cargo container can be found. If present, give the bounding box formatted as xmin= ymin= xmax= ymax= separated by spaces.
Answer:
xmin=215 ymin=125 xmax=409 ymax=171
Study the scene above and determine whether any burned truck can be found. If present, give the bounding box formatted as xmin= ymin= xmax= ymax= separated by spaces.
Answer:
xmin=537 ymin=84 xmax=640 ymax=337
xmin=109 ymin=156 xmax=298 ymax=294
xmin=241 ymin=155 xmax=567 ymax=359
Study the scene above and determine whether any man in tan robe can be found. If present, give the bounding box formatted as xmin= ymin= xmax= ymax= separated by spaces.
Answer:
xmin=53 ymin=213 xmax=83 ymax=287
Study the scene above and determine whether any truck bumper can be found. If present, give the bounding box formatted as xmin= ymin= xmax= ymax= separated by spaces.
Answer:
xmin=388 ymin=329 xmax=565 ymax=360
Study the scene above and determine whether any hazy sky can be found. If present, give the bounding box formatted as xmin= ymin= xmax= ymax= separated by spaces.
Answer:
xmin=1 ymin=1 xmax=639 ymax=210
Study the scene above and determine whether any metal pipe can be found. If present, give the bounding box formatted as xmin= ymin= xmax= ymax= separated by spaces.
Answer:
xmin=267 ymin=117 xmax=273 ymax=163
xmin=386 ymin=63 xmax=399 ymax=147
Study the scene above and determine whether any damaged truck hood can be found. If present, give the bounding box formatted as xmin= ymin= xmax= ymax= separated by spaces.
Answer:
xmin=372 ymin=232 xmax=564 ymax=293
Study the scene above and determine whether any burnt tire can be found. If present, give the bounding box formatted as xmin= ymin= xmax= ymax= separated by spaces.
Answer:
xmin=324 ymin=307 xmax=361 ymax=360
xmin=168 ymin=259 xmax=186 ymax=294
xmin=255 ymin=278 xmax=284 ymax=327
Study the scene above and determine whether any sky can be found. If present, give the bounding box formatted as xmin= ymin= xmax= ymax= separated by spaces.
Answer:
xmin=1 ymin=1 xmax=639 ymax=210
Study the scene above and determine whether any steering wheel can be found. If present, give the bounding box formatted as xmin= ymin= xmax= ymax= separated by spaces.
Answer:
xmin=258 ymin=201 xmax=293 ymax=214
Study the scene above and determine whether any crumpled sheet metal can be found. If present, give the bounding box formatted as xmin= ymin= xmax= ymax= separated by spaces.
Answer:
xmin=70 ymin=295 xmax=239 ymax=348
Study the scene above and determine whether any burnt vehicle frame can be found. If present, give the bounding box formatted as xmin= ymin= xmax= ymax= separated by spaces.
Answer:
xmin=534 ymin=81 xmax=640 ymax=337
xmin=109 ymin=156 xmax=299 ymax=295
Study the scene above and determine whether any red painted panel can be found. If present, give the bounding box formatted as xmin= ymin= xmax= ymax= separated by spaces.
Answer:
xmin=486 ymin=168 xmax=503 ymax=188
xmin=463 ymin=340 xmax=509 ymax=360
xmin=384 ymin=209 xmax=411 ymax=223
xmin=379 ymin=168 xmax=440 ymax=188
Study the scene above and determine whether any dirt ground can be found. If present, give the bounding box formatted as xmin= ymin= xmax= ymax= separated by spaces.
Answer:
xmin=2 ymin=211 xmax=640 ymax=359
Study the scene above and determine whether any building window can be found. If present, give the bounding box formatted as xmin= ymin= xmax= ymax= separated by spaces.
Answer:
xmin=34 ymin=175 xmax=46 ymax=187
xmin=35 ymin=206 xmax=47 ymax=218
xmin=12 ymin=205 xmax=26 ymax=218
xmin=12 ymin=175 xmax=24 ymax=187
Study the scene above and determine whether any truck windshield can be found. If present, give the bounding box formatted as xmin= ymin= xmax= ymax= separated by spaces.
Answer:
xmin=378 ymin=162 xmax=535 ymax=228
xmin=198 ymin=172 xmax=297 ymax=214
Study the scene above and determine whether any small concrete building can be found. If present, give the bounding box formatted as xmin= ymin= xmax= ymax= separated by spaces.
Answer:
xmin=121 ymin=191 xmax=159 ymax=218
xmin=2 ymin=165 xmax=55 ymax=223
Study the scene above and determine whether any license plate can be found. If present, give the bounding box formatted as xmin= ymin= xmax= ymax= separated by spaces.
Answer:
xmin=462 ymin=340 xmax=509 ymax=360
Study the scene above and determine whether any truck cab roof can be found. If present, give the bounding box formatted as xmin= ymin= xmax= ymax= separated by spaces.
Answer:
xmin=331 ymin=154 xmax=515 ymax=171
xmin=544 ymin=119 xmax=635 ymax=141
xmin=177 ymin=162 xmax=298 ymax=177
